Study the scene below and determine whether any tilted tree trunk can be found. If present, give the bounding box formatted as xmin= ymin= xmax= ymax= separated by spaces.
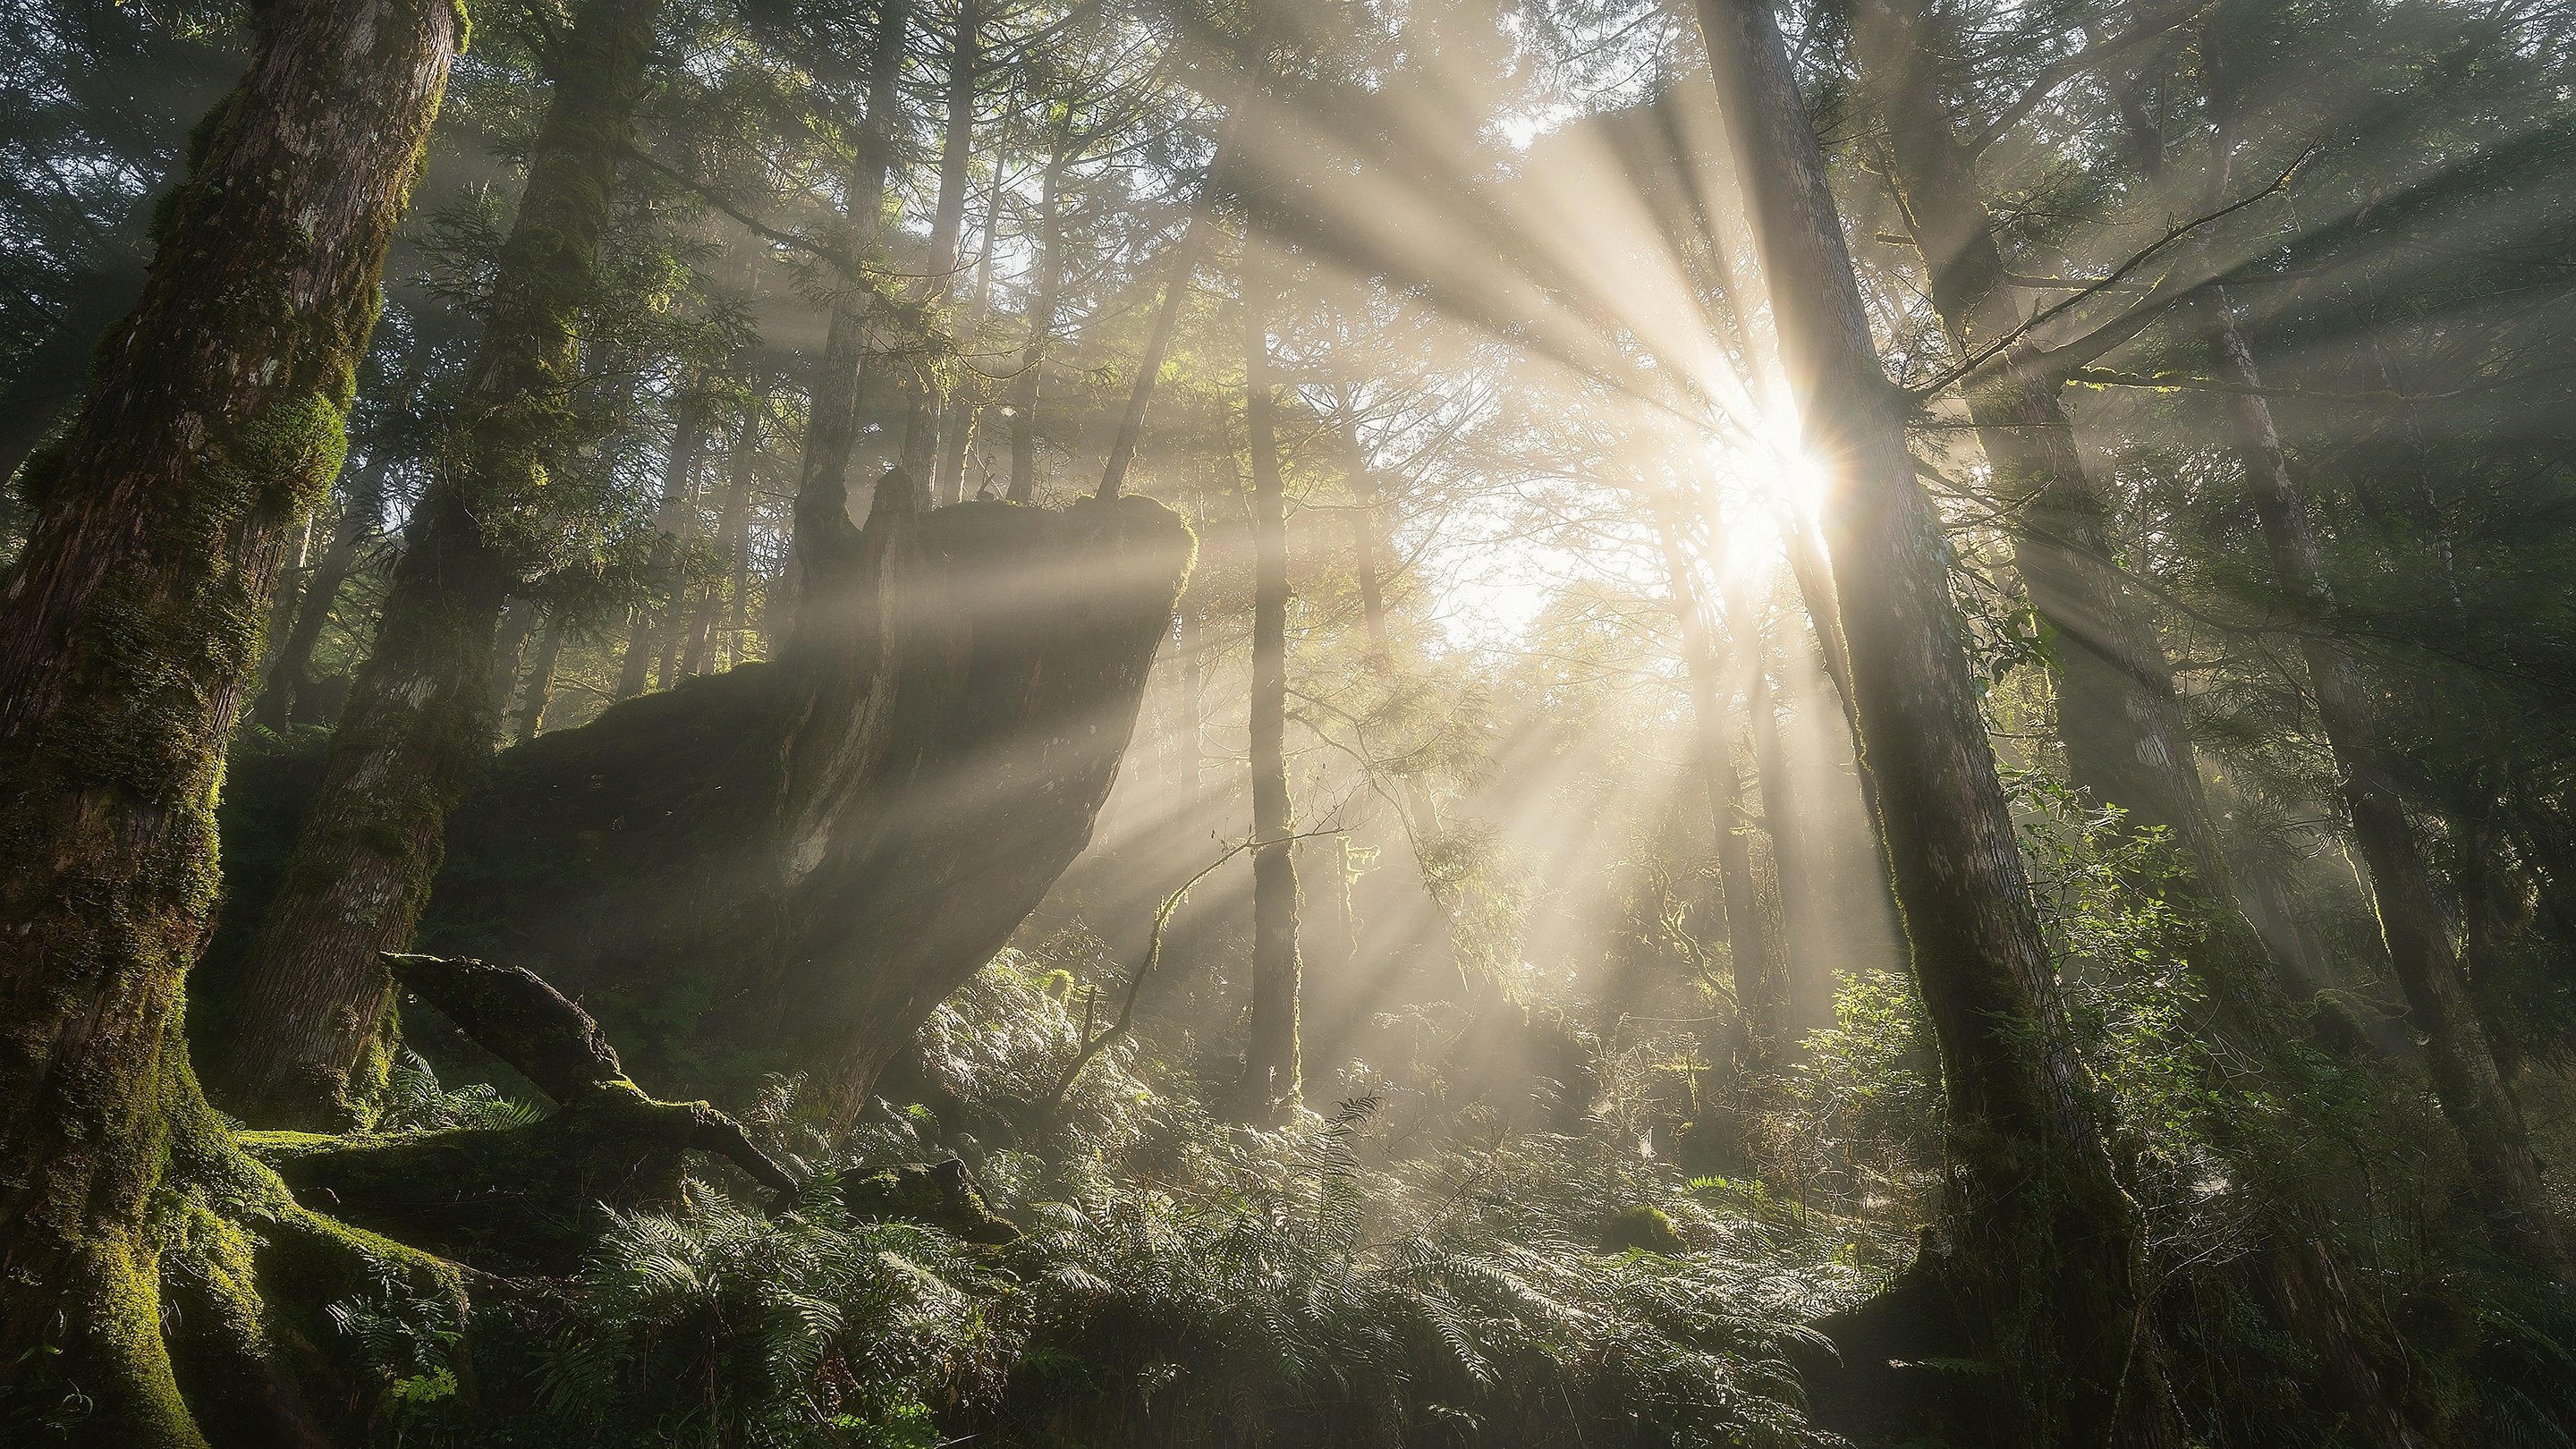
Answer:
xmin=906 ymin=0 xmax=983 ymax=498
xmin=207 ymin=0 xmax=661 ymax=1131
xmin=2214 ymin=298 xmax=2570 ymax=1284
xmin=1239 ymin=235 xmax=1304 ymax=1123
xmin=1692 ymin=3 xmax=2174 ymax=1444
xmin=0 ymin=2 xmax=456 ymax=1439
xmin=250 ymin=446 xmax=392 ymax=731
xmin=1008 ymin=132 xmax=1072 ymax=504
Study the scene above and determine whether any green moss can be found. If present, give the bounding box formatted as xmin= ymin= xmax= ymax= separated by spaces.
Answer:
xmin=1598 ymin=1205 xmax=1688 ymax=1257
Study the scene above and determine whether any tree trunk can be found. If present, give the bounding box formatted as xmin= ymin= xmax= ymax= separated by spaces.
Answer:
xmin=489 ymin=595 xmax=537 ymax=729
xmin=208 ymin=0 xmax=659 ymax=1131
xmin=1008 ymin=134 xmax=1071 ymax=504
xmin=1333 ymin=386 xmax=1393 ymax=649
xmin=619 ymin=398 xmax=708 ymax=699
xmin=0 ymin=1 xmax=456 ymax=1438
xmin=513 ymin=607 xmax=568 ymax=745
xmin=1239 ymin=236 xmax=1303 ymax=1123
xmin=251 ymin=449 xmax=391 ymax=731
xmin=1652 ymin=506 xmax=1780 ymax=1070
xmin=2215 ymin=297 xmax=2571 ymax=1284
xmin=1852 ymin=0 xmax=2304 ymax=1067
xmin=1728 ymin=572 xmax=1832 ymax=1039
xmin=1691 ymin=4 xmax=2173 ymax=1445
xmin=685 ymin=404 xmax=762 ymax=676
xmin=937 ymin=170 xmax=1005 ymax=503
xmin=792 ymin=0 xmax=913 ymax=629
xmin=907 ymin=0 xmax=982 ymax=501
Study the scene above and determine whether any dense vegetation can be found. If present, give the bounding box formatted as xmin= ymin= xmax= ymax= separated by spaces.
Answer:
xmin=4 ymin=0 xmax=2574 ymax=1445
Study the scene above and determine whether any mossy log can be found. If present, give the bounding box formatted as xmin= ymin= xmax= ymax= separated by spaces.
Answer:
xmin=242 ymin=953 xmax=793 ymax=1275
xmin=410 ymin=478 xmax=1195 ymax=1114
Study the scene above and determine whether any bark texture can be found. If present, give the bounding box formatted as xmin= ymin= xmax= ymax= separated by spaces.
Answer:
xmin=210 ymin=0 xmax=661 ymax=1131
xmin=0 ymin=1 xmax=457 ymax=1439
xmin=1692 ymin=2 xmax=2172 ymax=1443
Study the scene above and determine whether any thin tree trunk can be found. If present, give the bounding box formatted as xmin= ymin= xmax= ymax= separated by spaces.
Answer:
xmin=1728 ymin=572 xmax=1831 ymax=1038
xmin=1098 ymin=216 xmax=1220 ymax=500
xmin=0 ymin=1 xmax=455 ymax=1436
xmin=1692 ymin=4 xmax=2174 ymax=1445
xmin=252 ymin=445 xmax=392 ymax=731
xmin=906 ymin=0 xmax=981 ymax=498
xmin=1009 ymin=134 xmax=1070 ymax=504
xmin=1653 ymin=505 xmax=1779 ymax=1069
xmin=1240 ymin=233 xmax=1302 ymax=1123
xmin=513 ymin=607 xmax=567 ymax=745
xmin=1333 ymin=386 xmax=1392 ymax=648
xmin=210 ymin=0 xmax=659 ymax=1130
xmin=938 ymin=167 xmax=1005 ymax=502
xmin=2216 ymin=297 xmax=2571 ymax=1283
xmin=489 ymin=594 xmax=537 ymax=726
xmin=792 ymin=0 xmax=912 ymax=625
xmin=619 ymin=397 xmax=707 ymax=699
xmin=685 ymin=403 xmax=761 ymax=675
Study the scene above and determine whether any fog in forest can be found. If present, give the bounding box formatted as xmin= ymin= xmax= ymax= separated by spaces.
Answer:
xmin=4 ymin=1 xmax=2574 ymax=1445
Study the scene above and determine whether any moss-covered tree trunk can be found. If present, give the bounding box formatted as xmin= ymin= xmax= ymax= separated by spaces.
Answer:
xmin=0 ymin=2 xmax=457 ymax=1439
xmin=208 ymin=0 xmax=659 ymax=1131
xmin=1239 ymin=234 xmax=1303 ymax=1123
xmin=1693 ymin=3 xmax=2174 ymax=1444
xmin=2216 ymin=300 xmax=2571 ymax=1284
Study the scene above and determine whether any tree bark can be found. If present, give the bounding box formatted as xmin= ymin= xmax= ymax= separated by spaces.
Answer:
xmin=208 ymin=0 xmax=660 ymax=1131
xmin=2214 ymin=297 xmax=2571 ymax=1283
xmin=1239 ymin=234 xmax=1303 ymax=1123
xmin=684 ymin=402 xmax=762 ymax=675
xmin=0 ymin=1 xmax=455 ymax=1438
xmin=1691 ymin=4 xmax=2173 ymax=1444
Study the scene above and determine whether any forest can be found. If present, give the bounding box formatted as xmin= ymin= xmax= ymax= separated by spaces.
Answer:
xmin=3 ymin=0 xmax=2574 ymax=1444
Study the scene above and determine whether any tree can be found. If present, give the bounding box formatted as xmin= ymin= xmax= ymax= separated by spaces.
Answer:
xmin=210 ymin=0 xmax=663 ymax=1130
xmin=0 ymin=0 xmax=457 ymax=1436
xmin=1691 ymin=1 xmax=2172 ymax=1442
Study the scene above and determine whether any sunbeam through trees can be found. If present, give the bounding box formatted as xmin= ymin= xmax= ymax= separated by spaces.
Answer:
xmin=4 ymin=0 xmax=2576 ymax=1445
